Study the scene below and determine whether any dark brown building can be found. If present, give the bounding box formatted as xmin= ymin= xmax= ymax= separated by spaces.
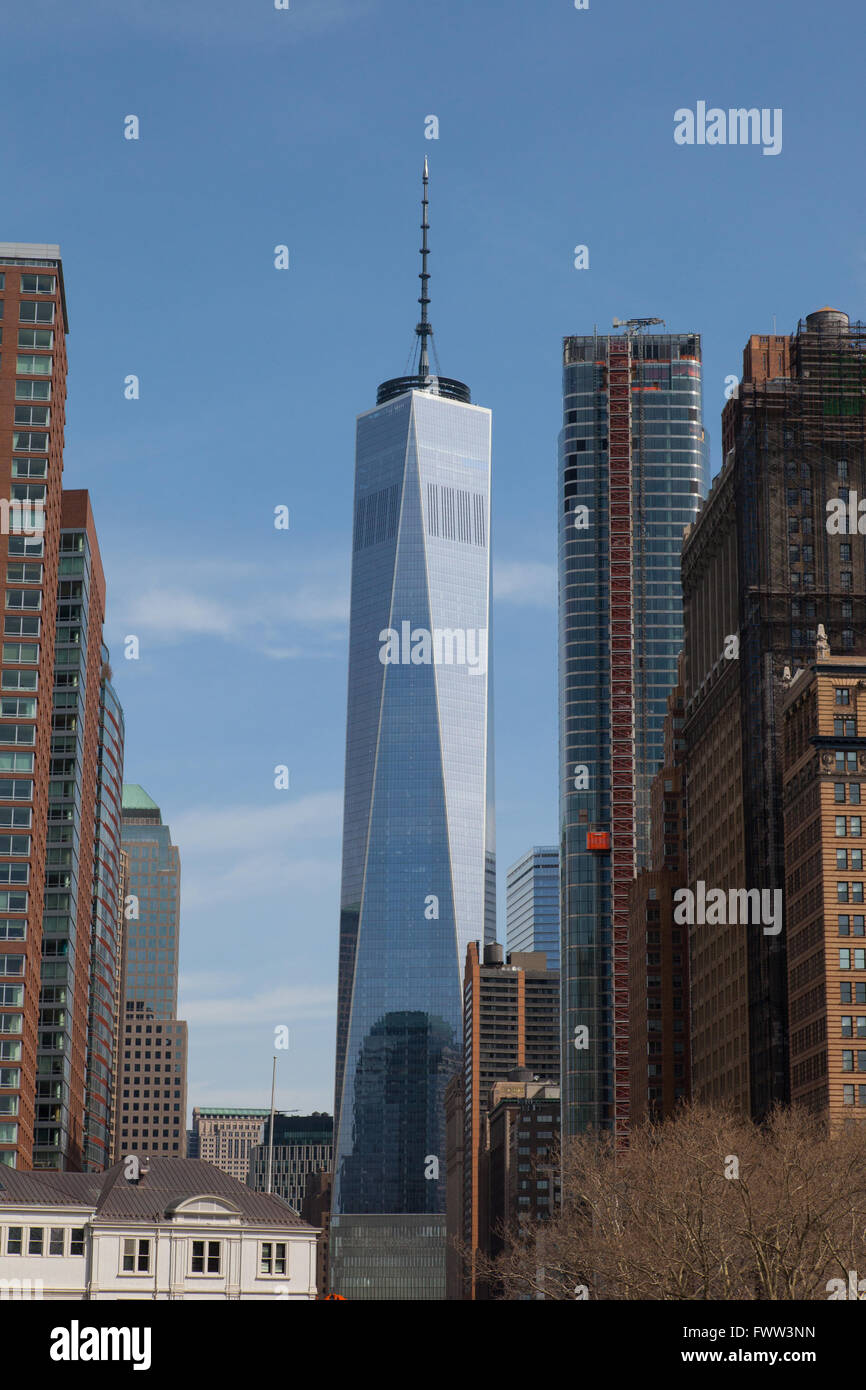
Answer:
xmin=782 ymin=644 xmax=866 ymax=1125
xmin=301 ymin=1166 xmax=333 ymax=1296
xmin=447 ymin=943 xmax=559 ymax=1299
xmin=683 ymin=307 xmax=866 ymax=1118
xmin=629 ymin=657 xmax=691 ymax=1121
xmin=477 ymin=1074 xmax=560 ymax=1299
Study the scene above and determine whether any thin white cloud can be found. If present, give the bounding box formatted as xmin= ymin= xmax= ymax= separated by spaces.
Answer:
xmin=183 ymin=1082 xmax=332 ymax=1113
xmin=179 ymin=983 xmax=335 ymax=1027
xmin=106 ymin=550 xmax=349 ymax=653
xmin=171 ymin=792 xmax=341 ymax=854
xmin=13 ymin=0 xmax=378 ymax=44
xmin=125 ymin=589 xmax=235 ymax=637
xmin=180 ymin=852 xmax=339 ymax=910
xmin=494 ymin=561 xmax=556 ymax=605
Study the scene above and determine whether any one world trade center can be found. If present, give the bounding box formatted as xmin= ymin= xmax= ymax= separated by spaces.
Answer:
xmin=331 ymin=164 xmax=494 ymax=1300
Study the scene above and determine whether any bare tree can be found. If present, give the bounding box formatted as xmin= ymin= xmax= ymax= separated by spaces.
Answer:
xmin=475 ymin=1103 xmax=866 ymax=1299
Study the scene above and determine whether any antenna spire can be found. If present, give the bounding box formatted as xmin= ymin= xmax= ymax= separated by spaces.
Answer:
xmin=416 ymin=158 xmax=432 ymax=378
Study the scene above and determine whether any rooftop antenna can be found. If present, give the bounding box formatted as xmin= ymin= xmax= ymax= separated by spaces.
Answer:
xmin=417 ymin=158 xmax=433 ymax=379
xmin=266 ymin=1055 xmax=276 ymax=1194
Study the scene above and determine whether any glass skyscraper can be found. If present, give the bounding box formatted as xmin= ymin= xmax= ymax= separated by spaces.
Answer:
xmin=506 ymin=846 xmax=560 ymax=971
xmin=119 ymin=785 xmax=180 ymax=1017
xmin=558 ymin=327 xmax=709 ymax=1141
xmin=331 ymin=166 xmax=494 ymax=1300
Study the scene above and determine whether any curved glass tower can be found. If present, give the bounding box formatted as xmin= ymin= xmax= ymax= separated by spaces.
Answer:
xmin=558 ymin=327 xmax=709 ymax=1141
xmin=331 ymin=167 xmax=494 ymax=1300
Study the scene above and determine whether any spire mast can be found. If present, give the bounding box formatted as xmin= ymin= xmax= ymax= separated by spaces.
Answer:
xmin=417 ymin=158 xmax=432 ymax=379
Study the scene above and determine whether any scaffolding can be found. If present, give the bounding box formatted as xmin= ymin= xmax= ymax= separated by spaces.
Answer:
xmin=735 ymin=311 xmax=866 ymax=1116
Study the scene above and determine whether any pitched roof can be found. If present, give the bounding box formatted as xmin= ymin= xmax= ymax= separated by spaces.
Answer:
xmin=121 ymin=783 xmax=160 ymax=812
xmin=0 ymin=1158 xmax=315 ymax=1229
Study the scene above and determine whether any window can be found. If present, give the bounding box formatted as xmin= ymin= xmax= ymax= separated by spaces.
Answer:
xmin=838 ymin=816 xmax=849 ymax=837
xmin=5 ymin=563 xmax=42 ymax=585
xmin=28 ymin=1227 xmax=44 ymax=1254
xmin=15 ymin=380 xmax=50 ymax=402
xmin=11 ymin=432 xmax=47 ymax=453
xmin=121 ymin=1237 xmax=151 ymax=1273
xmin=2 ymin=644 xmax=39 ymax=666
xmin=853 ymin=785 xmax=862 ymax=806
xmin=842 ymin=1016 xmax=853 ymax=1037
xmin=19 ymin=274 xmax=56 ymax=295
xmin=842 ymin=1051 xmax=854 ymax=1072
xmin=260 ymin=1241 xmax=287 ymax=1275
xmin=837 ymin=688 xmax=851 ymax=705
xmin=16 ymin=354 xmax=51 ymax=376
xmin=17 ymin=329 xmax=53 ymax=350
xmin=6 ymin=1225 xmax=22 ymax=1255
xmin=191 ymin=1239 xmax=221 ymax=1274
xmin=18 ymin=301 xmax=54 ymax=324
xmin=49 ymin=1227 xmax=64 ymax=1255
xmin=69 ymin=1228 xmax=84 ymax=1256
xmin=836 ymin=783 xmax=847 ymax=803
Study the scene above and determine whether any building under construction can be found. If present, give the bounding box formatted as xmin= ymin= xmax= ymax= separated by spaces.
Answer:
xmin=558 ymin=324 xmax=709 ymax=1141
xmin=682 ymin=307 xmax=866 ymax=1118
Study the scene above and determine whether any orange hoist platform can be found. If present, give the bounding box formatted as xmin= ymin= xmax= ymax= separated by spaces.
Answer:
xmin=586 ymin=828 xmax=611 ymax=852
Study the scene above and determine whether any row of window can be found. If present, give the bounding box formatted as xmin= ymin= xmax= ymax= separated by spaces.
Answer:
xmin=5 ymin=1225 xmax=83 ymax=1255
xmin=3 ymin=329 xmax=53 ymax=351
xmin=1 ymin=1228 xmax=290 ymax=1277
xmin=0 ymin=300 xmax=55 ymax=323
xmin=0 ymin=274 xmax=56 ymax=295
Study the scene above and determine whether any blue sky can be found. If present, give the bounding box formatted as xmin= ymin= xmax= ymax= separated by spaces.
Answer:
xmin=2 ymin=0 xmax=864 ymax=1119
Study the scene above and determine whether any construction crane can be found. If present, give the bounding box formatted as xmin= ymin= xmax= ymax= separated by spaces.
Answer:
xmin=612 ymin=316 xmax=666 ymax=333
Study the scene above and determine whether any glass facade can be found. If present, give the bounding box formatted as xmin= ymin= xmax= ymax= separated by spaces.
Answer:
xmin=120 ymin=788 xmax=180 ymax=1018
xmin=34 ymin=526 xmax=96 ymax=1168
xmin=506 ymin=846 xmax=560 ymax=970
xmin=332 ymin=386 xmax=494 ymax=1300
xmin=83 ymin=670 xmax=124 ymax=1169
xmin=558 ymin=333 xmax=709 ymax=1136
xmin=248 ymin=1112 xmax=334 ymax=1211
